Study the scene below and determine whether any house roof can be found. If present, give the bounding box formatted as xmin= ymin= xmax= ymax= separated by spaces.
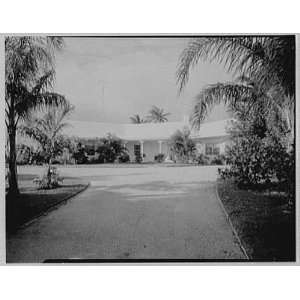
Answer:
xmin=64 ymin=119 xmax=232 ymax=141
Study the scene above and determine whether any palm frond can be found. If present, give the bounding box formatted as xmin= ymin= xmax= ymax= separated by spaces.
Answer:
xmin=176 ymin=36 xmax=295 ymax=97
xmin=190 ymin=82 xmax=254 ymax=129
xmin=147 ymin=105 xmax=170 ymax=123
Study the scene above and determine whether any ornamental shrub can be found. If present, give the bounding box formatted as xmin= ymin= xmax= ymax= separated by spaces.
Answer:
xmin=154 ymin=153 xmax=165 ymax=163
xmin=219 ymin=133 xmax=294 ymax=194
xmin=211 ymin=154 xmax=226 ymax=165
xmin=195 ymin=154 xmax=210 ymax=165
xmin=33 ymin=166 xmax=63 ymax=189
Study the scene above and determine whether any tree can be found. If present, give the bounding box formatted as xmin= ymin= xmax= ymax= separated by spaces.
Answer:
xmin=177 ymin=37 xmax=295 ymax=146
xmin=177 ymin=37 xmax=295 ymax=97
xmin=169 ymin=127 xmax=196 ymax=163
xmin=5 ymin=36 xmax=67 ymax=196
xmin=130 ymin=114 xmax=146 ymax=124
xmin=96 ymin=134 xmax=128 ymax=163
xmin=146 ymin=105 xmax=170 ymax=123
xmin=20 ymin=102 xmax=74 ymax=165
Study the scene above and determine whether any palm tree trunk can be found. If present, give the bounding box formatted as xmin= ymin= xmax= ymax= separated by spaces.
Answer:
xmin=7 ymin=127 xmax=19 ymax=196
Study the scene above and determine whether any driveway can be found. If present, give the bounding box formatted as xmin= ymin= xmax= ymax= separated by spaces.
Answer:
xmin=7 ymin=165 xmax=246 ymax=262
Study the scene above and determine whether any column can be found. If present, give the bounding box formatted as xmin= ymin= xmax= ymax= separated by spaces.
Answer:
xmin=140 ymin=140 xmax=144 ymax=161
xmin=158 ymin=140 xmax=162 ymax=153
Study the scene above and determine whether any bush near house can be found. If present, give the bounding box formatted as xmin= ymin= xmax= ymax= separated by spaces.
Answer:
xmin=154 ymin=153 xmax=165 ymax=163
xmin=218 ymin=118 xmax=295 ymax=204
xmin=96 ymin=134 xmax=128 ymax=163
xmin=211 ymin=154 xmax=226 ymax=165
xmin=118 ymin=152 xmax=130 ymax=163
xmin=195 ymin=153 xmax=210 ymax=165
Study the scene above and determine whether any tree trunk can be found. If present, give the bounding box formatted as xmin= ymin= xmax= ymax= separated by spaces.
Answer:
xmin=7 ymin=128 xmax=19 ymax=196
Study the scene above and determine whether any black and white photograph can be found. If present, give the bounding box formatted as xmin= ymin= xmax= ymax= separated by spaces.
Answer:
xmin=2 ymin=35 xmax=296 ymax=263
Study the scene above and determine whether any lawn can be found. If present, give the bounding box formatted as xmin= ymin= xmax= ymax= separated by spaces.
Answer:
xmin=217 ymin=179 xmax=295 ymax=261
xmin=6 ymin=173 xmax=89 ymax=234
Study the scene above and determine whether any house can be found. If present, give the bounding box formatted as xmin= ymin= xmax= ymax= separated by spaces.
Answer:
xmin=64 ymin=117 xmax=233 ymax=162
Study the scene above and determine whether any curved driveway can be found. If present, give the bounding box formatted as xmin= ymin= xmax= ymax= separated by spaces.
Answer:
xmin=7 ymin=165 xmax=246 ymax=262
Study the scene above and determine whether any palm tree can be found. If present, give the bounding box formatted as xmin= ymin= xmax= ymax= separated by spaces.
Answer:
xmin=130 ymin=114 xmax=146 ymax=124
xmin=20 ymin=102 xmax=74 ymax=165
xmin=177 ymin=37 xmax=295 ymax=143
xmin=177 ymin=37 xmax=295 ymax=97
xmin=147 ymin=105 xmax=170 ymax=123
xmin=169 ymin=127 xmax=196 ymax=163
xmin=5 ymin=36 xmax=67 ymax=196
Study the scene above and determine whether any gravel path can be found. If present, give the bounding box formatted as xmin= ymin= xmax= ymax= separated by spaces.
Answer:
xmin=7 ymin=165 xmax=246 ymax=262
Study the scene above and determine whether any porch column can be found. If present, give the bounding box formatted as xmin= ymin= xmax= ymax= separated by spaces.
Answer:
xmin=158 ymin=140 xmax=162 ymax=153
xmin=140 ymin=140 xmax=144 ymax=160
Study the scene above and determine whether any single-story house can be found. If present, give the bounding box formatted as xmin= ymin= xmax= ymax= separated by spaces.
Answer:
xmin=64 ymin=118 xmax=233 ymax=162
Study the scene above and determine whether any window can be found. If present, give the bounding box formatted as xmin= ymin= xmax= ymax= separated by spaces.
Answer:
xmin=134 ymin=144 xmax=141 ymax=156
xmin=205 ymin=143 xmax=220 ymax=155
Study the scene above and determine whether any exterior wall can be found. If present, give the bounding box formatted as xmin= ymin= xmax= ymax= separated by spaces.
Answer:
xmin=125 ymin=136 xmax=230 ymax=162
xmin=125 ymin=140 xmax=170 ymax=162
xmin=194 ymin=136 xmax=230 ymax=156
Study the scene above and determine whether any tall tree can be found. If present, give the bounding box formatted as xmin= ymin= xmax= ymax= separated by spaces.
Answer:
xmin=147 ymin=105 xmax=170 ymax=123
xmin=5 ymin=36 xmax=67 ymax=196
xmin=177 ymin=37 xmax=295 ymax=97
xmin=130 ymin=114 xmax=146 ymax=124
xmin=177 ymin=37 xmax=295 ymax=132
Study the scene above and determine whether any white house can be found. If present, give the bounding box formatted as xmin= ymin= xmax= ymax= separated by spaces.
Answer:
xmin=64 ymin=118 xmax=233 ymax=162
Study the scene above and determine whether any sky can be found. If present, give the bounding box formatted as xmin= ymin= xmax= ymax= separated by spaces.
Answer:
xmin=54 ymin=37 xmax=234 ymax=124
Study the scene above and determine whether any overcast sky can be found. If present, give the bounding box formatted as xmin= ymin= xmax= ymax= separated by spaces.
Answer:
xmin=54 ymin=37 xmax=234 ymax=123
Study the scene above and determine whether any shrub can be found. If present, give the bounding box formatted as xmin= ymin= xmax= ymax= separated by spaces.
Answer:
xmin=118 ymin=152 xmax=130 ymax=163
xmin=33 ymin=166 xmax=63 ymax=189
xmin=220 ymin=134 xmax=293 ymax=190
xmin=96 ymin=134 xmax=128 ymax=163
xmin=154 ymin=153 xmax=165 ymax=163
xmin=195 ymin=153 xmax=210 ymax=165
xmin=135 ymin=152 xmax=143 ymax=163
xmin=73 ymin=143 xmax=88 ymax=164
xmin=211 ymin=154 xmax=226 ymax=165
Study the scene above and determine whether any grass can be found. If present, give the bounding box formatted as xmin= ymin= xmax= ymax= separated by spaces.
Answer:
xmin=217 ymin=178 xmax=295 ymax=261
xmin=6 ymin=174 xmax=89 ymax=234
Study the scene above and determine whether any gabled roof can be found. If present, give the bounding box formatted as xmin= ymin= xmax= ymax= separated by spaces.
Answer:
xmin=64 ymin=119 xmax=232 ymax=141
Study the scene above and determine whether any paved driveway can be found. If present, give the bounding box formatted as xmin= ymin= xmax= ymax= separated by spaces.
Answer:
xmin=7 ymin=165 xmax=246 ymax=262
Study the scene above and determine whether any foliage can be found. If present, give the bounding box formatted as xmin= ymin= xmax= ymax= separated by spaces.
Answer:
xmin=118 ymin=152 xmax=130 ymax=163
xmin=219 ymin=119 xmax=294 ymax=202
xmin=177 ymin=37 xmax=295 ymax=97
xmin=5 ymin=36 xmax=66 ymax=195
xmin=20 ymin=102 xmax=74 ymax=164
xmin=73 ymin=142 xmax=88 ymax=164
xmin=16 ymin=144 xmax=32 ymax=165
xmin=211 ymin=154 xmax=226 ymax=165
xmin=177 ymin=37 xmax=295 ymax=150
xmin=33 ymin=166 xmax=63 ymax=189
xmin=154 ymin=153 xmax=165 ymax=163
xmin=96 ymin=134 xmax=128 ymax=163
xmin=195 ymin=153 xmax=210 ymax=165
xmin=169 ymin=127 xmax=196 ymax=163
xmin=130 ymin=114 xmax=146 ymax=124
xmin=146 ymin=106 xmax=170 ymax=123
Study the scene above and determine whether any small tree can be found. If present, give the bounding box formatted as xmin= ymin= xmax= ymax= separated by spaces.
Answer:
xmin=96 ymin=134 xmax=128 ymax=163
xmin=169 ymin=127 xmax=196 ymax=163
xmin=20 ymin=103 xmax=74 ymax=188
